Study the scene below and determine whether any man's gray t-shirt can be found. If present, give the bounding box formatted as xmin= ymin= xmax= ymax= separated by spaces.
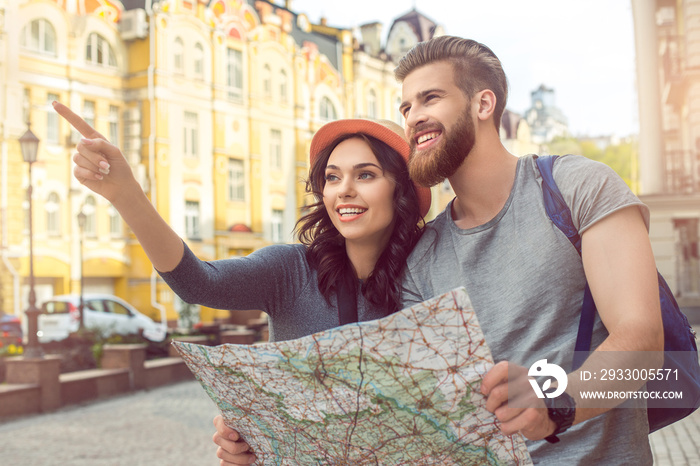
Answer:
xmin=402 ymin=154 xmax=652 ymax=465
xmin=159 ymin=243 xmax=388 ymax=342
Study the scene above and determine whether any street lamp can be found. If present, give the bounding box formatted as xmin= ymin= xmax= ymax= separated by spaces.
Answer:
xmin=20 ymin=123 xmax=43 ymax=358
xmin=77 ymin=209 xmax=86 ymax=330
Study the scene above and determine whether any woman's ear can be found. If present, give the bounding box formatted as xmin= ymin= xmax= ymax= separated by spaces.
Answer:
xmin=475 ymin=89 xmax=497 ymax=121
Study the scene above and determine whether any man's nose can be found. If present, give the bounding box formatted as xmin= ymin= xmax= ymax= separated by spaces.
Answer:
xmin=405 ymin=106 xmax=428 ymax=133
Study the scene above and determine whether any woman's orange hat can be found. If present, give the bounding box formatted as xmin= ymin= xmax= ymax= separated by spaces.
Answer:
xmin=310 ymin=118 xmax=432 ymax=218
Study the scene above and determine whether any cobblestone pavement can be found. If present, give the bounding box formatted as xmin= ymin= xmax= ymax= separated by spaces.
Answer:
xmin=650 ymin=409 xmax=700 ymax=465
xmin=649 ymin=324 xmax=700 ymax=466
xmin=0 ymin=381 xmax=220 ymax=466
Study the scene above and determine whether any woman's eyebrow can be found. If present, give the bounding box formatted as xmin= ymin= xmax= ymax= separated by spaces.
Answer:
xmin=353 ymin=163 xmax=382 ymax=170
xmin=325 ymin=163 xmax=382 ymax=171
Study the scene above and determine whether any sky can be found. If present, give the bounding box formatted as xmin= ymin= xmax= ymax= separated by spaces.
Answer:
xmin=289 ymin=0 xmax=638 ymax=138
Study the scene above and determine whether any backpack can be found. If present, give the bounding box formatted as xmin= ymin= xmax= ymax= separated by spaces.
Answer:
xmin=535 ymin=154 xmax=700 ymax=433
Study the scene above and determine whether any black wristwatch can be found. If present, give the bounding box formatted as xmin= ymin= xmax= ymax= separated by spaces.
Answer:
xmin=543 ymin=391 xmax=576 ymax=443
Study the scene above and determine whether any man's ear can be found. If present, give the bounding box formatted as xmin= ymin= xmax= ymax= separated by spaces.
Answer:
xmin=475 ymin=89 xmax=497 ymax=121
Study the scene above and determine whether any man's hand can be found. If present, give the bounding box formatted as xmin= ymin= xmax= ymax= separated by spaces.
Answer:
xmin=480 ymin=361 xmax=557 ymax=440
xmin=212 ymin=415 xmax=256 ymax=465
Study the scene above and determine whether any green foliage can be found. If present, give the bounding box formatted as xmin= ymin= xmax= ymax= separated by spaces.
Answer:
xmin=177 ymin=302 xmax=200 ymax=330
xmin=546 ymin=137 xmax=638 ymax=192
xmin=547 ymin=137 xmax=583 ymax=157
xmin=0 ymin=342 xmax=24 ymax=357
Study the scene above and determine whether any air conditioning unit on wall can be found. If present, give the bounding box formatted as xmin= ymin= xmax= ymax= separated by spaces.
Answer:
xmin=120 ymin=8 xmax=148 ymax=41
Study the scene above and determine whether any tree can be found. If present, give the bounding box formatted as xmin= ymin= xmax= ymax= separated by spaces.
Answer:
xmin=546 ymin=137 xmax=638 ymax=192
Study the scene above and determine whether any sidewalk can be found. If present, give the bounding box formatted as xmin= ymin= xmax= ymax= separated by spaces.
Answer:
xmin=648 ymin=324 xmax=700 ymax=465
xmin=650 ymin=409 xmax=700 ymax=465
xmin=0 ymin=380 xmax=221 ymax=466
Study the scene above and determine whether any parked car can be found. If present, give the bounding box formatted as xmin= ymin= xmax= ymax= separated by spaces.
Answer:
xmin=0 ymin=312 xmax=23 ymax=344
xmin=38 ymin=294 xmax=166 ymax=343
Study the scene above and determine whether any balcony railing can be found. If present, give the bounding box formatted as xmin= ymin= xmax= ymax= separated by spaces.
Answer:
xmin=664 ymin=150 xmax=700 ymax=194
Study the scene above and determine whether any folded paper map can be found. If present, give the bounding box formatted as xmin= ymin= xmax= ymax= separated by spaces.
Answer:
xmin=173 ymin=287 xmax=532 ymax=465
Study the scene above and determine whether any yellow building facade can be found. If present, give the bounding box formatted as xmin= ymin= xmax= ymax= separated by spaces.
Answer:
xmin=1 ymin=0 xmax=446 ymax=326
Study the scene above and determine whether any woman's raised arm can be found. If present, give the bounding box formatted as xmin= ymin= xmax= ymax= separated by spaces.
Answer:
xmin=53 ymin=101 xmax=184 ymax=272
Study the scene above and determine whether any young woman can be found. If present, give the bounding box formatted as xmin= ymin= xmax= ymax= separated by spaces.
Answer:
xmin=55 ymin=103 xmax=430 ymax=465
xmin=53 ymin=102 xmax=430 ymax=340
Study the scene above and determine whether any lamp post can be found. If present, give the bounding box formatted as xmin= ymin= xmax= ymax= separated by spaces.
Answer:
xmin=20 ymin=123 xmax=43 ymax=358
xmin=77 ymin=209 xmax=86 ymax=330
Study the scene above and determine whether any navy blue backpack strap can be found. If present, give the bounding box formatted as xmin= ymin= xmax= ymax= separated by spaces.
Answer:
xmin=535 ymin=154 xmax=700 ymax=432
xmin=535 ymin=155 xmax=595 ymax=370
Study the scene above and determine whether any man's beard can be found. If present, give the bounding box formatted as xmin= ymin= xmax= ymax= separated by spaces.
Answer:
xmin=408 ymin=110 xmax=475 ymax=187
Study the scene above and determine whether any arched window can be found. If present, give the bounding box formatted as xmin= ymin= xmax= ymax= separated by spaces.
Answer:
xmin=226 ymin=48 xmax=243 ymax=99
xmin=320 ymin=96 xmax=336 ymax=122
xmin=194 ymin=42 xmax=204 ymax=78
xmin=367 ymin=89 xmax=377 ymax=119
xmin=46 ymin=192 xmax=60 ymax=236
xmin=21 ymin=19 xmax=57 ymax=56
xmin=85 ymin=33 xmax=117 ymax=67
xmin=263 ymin=64 xmax=272 ymax=98
xmin=173 ymin=37 xmax=184 ymax=74
xmin=280 ymin=70 xmax=288 ymax=102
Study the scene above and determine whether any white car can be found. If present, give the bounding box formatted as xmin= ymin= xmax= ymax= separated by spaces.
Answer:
xmin=38 ymin=294 xmax=166 ymax=343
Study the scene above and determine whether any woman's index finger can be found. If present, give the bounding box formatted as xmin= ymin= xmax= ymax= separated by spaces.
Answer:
xmin=52 ymin=101 xmax=106 ymax=140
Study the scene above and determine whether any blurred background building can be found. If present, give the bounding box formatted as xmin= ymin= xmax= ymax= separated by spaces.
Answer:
xmin=0 ymin=0 xmax=571 ymax=328
xmin=632 ymin=0 xmax=700 ymax=314
xmin=0 ymin=0 xmax=450 ymax=326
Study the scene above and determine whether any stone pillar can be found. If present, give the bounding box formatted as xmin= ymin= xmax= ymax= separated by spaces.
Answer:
xmin=631 ymin=0 xmax=665 ymax=195
xmin=101 ymin=344 xmax=147 ymax=390
xmin=5 ymin=355 xmax=62 ymax=412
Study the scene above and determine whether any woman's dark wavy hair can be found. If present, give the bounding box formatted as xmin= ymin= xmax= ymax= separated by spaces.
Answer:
xmin=295 ymin=133 xmax=424 ymax=314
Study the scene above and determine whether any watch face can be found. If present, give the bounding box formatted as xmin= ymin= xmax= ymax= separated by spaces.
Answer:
xmin=545 ymin=392 xmax=576 ymax=434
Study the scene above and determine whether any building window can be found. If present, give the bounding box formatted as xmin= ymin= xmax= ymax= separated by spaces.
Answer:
xmin=263 ymin=64 xmax=272 ymax=98
xmin=83 ymin=196 xmax=97 ymax=237
xmin=675 ymin=218 xmax=700 ymax=297
xmin=46 ymin=192 xmax=60 ymax=236
xmin=108 ymin=105 xmax=119 ymax=146
xmin=399 ymin=37 xmax=409 ymax=54
xmin=83 ymin=100 xmax=95 ymax=129
xmin=20 ymin=19 xmax=57 ymax=56
xmin=85 ymin=33 xmax=117 ymax=67
xmin=194 ymin=42 xmax=204 ymax=78
xmin=228 ymin=159 xmax=245 ymax=201
xmin=320 ymin=96 xmax=336 ymax=122
xmin=271 ymin=209 xmax=284 ymax=243
xmin=185 ymin=201 xmax=200 ymax=239
xmin=184 ymin=112 xmax=198 ymax=158
xmin=394 ymin=96 xmax=403 ymax=125
xmin=227 ymin=48 xmax=243 ymax=99
xmin=174 ymin=37 xmax=184 ymax=74
xmin=367 ymin=89 xmax=377 ymax=119
xmin=47 ymin=93 xmax=59 ymax=144
xmin=280 ymin=70 xmax=288 ymax=102
xmin=23 ymin=89 xmax=31 ymax=125
xmin=109 ymin=205 xmax=121 ymax=237
xmin=270 ymin=129 xmax=282 ymax=170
